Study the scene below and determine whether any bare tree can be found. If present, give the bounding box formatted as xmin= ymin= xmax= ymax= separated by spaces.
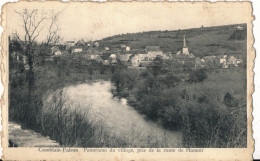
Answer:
xmin=13 ymin=9 xmax=61 ymax=87
xmin=45 ymin=11 xmax=62 ymax=46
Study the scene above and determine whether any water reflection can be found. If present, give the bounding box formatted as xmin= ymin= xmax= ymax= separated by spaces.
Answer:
xmin=63 ymin=81 xmax=182 ymax=147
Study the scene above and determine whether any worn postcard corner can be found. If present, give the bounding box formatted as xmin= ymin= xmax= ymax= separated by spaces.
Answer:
xmin=0 ymin=1 xmax=256 ymax=160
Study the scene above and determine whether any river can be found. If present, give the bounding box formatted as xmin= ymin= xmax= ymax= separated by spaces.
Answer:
xmin=62 ymin=81 xmax=182 ymax=147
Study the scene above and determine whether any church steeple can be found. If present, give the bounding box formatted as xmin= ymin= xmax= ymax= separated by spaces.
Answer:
xmin=182 ymin=34 xmax=189 ymax=55
xmin=183 ymin=34 xmax=187 ymax=48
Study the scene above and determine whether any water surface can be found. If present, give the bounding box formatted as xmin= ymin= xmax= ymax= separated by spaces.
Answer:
xmin=63 ymin=81 xmax=182 ymax=147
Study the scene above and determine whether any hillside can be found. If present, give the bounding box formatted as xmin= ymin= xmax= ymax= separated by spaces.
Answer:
xmin=98 ymin=23 xmax=247 ymax=58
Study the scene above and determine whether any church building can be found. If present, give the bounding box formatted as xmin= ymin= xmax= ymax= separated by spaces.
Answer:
xmin=170 ymin=35 xmax=195 ymax=71
xmin=182 ymin=35 xmax=190 ymax=55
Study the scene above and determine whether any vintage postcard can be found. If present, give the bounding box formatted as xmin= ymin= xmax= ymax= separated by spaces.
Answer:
xmin=1 ymin=1 xmax=255 ymax=160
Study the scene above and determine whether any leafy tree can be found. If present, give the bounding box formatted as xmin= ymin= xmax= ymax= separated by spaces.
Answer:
xmin=188 ymin=68 xmax=207 ymax=83
xmin=148 ymin=57 xmax=165 ymax=76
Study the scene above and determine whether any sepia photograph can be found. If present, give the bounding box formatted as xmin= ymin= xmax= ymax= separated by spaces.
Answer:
xmin=1 ymin=1 xmax=254 ymax=160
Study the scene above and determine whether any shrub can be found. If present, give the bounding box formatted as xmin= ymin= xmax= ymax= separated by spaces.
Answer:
xmin=223 ymin=92 xmax=239 ymax=107
xmin=188 ymin=68 xmax=207 ymax=83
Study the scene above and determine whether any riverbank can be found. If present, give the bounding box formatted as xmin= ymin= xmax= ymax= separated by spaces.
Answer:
xmin=110 ymin=65 xmax=247 ymax=148
xmin=9 ymin=54 xmax=128 ymax=147
xmin=61 ymin=81 xmax=182 ymax=147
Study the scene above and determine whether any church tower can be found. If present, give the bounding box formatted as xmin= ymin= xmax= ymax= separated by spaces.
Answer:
xmin=182 ymin=35 xmax=189 ymax=55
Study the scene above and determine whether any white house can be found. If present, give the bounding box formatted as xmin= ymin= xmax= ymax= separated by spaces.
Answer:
xmin=220 ymin=55 xmax=227 ymax=64
xmin=130 ymin=54 xmax=148 ymax=67
xmin=146 ymin=46 xmax=165 ymax=60
xmin=94 ymin=42 xmax=99 ymax=47
xmin=109 ymin=54 xmax=117 ymax=60
xmin=71 ymin=46 xmax=83 ymax=53
xmin=102 ymin=60 xmax=109 ymax=65
xmin=119 ymin=54 xmax=132 ymax=62
xmin=121 ymin=44 xmax=126 ymax=48
xmin=66 ymin=41 xmax=75 ymax=50
xmin=126 ymin=46 xmax=131 ymax=51
xmin=236 ymin=59 xmax=244 ymax=64
xmin=51 ymin=46 xmax=59 ymax=55
xmin=227 ymin=56 xmax=237 ymax=66
xmin=90 ymin=54 xmax=100 ymax=60
xmin=54 ymin=50 xmax=62 ymax=56
xmin=236 ymin=25 xmax=244 ymax=30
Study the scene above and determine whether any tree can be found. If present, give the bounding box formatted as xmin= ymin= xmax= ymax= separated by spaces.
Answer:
xmin=188 ymin=68 xmax=207 ymax=83
xmin=13 ymin=9 xmax=61 ymax=88
xmin=148 ymin=57 xmax=165 ymax=76
xmin=12 ymin=9 xmax=61 ymax=125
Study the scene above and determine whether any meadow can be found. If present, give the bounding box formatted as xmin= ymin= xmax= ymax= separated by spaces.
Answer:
xmin=99 ymin=23 xmax=246 ymax=58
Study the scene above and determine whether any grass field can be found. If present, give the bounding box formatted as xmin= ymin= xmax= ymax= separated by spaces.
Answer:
xmin=175 ymin=68 xmax=247 ymax=107
xmin=98 ymin=23 xmax=246 ymax=59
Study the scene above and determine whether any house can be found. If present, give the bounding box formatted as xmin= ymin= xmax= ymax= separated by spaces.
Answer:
xmin=202 ymin=56 xmax=216 ymax=63
xmin=94 ymin=42 xmax=99 ymax=47
xmin=219 ymin=55 xmax=227 ymax=64
xmin=126 ymin=46 xmax=131 ymax=51
xmin=65 ymin=41 xmax=75 ymax=50
xmin=102 ymin=60 xmax=110 ymax=65
xmin=130 ymin=54 xmax=147 ymax=67
xmin=200 ymin=56 xmax=218 ymax=69
xmin=71 ymin=46 xmax=83 ymax=53
xmin=227 ymin=56 xmax=237 ymax=66
xmin=118 ymin=54 xmax=132 ymax=62
xmin=76 ymin=40 xmax=85 ymax=47
xmin=51 ymin=46 xmax=59 ymax=55
xmin=90 ymin=54 xmax=100 ymax=60
xmin=105 ymin=47 xmax=110 ymax=51
xmin=109 ymin=54 xmax=117 ymax=60
xmin=54 ymin=50 xmax=62 ymax=56
xmin=121 ymin=44 xmax=127 ymax=48
xmin=110 ymin=59 xmax=118 ymax=64
xmin=146 ymin=46 xmax=166 ymax=60
xmin=95 ymin=56 xmax=103 ymax=63
xmin=22 ymin=55 xmax=28 ymax=64
xmin=236 ymin=58 xmax=244 ymax=64
xmin=235 ymin=25 xmax=244 ymax=30
xmin=195 ymin=57 xmax=203 ymax=69
xmin=171 ymin=54 xmax=196 ymax=65
xmin=217 ymin=55 xmax=228 ymax=68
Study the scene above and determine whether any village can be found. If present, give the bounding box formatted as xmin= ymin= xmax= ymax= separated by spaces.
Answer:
xmin=11 ymin=32 xmax=244 ymax=72
xmin=49 ymin=34 xmax=244 ymax=70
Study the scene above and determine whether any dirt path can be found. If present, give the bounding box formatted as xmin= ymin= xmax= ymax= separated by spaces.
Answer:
xmin=9 ymin=122 xmax=59 ymax=147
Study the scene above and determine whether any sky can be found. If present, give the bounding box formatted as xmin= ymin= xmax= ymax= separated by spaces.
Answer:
xmin=5 ymin=2 xmax=252 ymax=42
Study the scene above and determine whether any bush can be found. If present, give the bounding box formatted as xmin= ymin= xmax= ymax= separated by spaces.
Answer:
xmin=223 ymin=92 xmax=239 ymax=107
xmin=188 ymin=68 xmax=207 ymax=83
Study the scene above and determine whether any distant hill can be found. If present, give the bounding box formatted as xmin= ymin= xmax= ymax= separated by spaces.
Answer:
xmin=97 ymin=23 xmax=247 ymax=59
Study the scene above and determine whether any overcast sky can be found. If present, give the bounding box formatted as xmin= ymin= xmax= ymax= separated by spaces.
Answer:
xmin=6 ymin=2 xmax=252 ymax=42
